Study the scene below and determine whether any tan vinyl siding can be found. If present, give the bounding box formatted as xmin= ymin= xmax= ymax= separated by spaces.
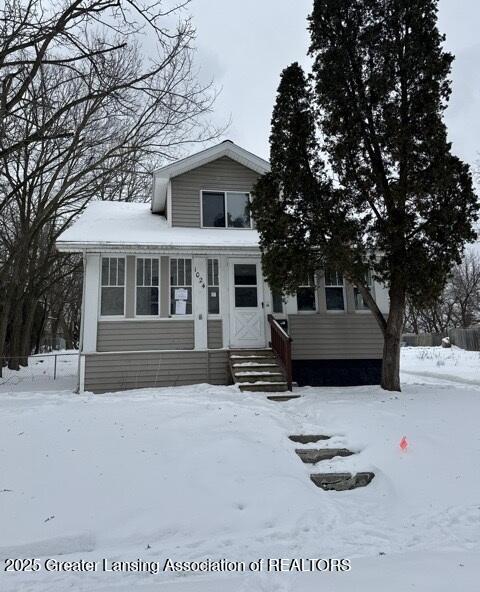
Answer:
xmin=171 ymin=156 xmax=260 ymax=227
xmin=97 ymin=320 xmax=194 ymax=352
xmin=84 ymin=350 xmax=229 ymax=393
xmin=207 ymin=320 xmax=223 ymax=349
xmin=288 ymin=314 xmax=383 ymax=360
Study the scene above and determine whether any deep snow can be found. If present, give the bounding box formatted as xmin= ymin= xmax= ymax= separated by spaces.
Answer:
xmin=0 ymin=348 xmax=479 ymax=591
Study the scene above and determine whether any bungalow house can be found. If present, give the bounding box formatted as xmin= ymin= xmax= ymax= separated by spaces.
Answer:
xmin=56 ymin=140 xmax=389 ymax=393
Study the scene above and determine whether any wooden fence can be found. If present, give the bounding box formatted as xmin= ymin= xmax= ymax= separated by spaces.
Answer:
xmin=448 ymin=326 xmax=480 ymax=351
xmin=402 ymin=326 xmax=480 ymax=351
xmin=402 ymin=333 xmax=445 ymax=347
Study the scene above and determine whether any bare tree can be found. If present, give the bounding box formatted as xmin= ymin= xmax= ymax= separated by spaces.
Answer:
xmin=0 ymin=0 xmax=221 ymax=371
xmin=405 ymin=252 xmax=480 ymax=334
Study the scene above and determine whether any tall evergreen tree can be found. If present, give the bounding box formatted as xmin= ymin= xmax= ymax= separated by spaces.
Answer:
xmin=252 ymin=0 xmax=479 ymax=391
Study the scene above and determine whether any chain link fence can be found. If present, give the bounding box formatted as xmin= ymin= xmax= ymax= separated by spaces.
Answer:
xmin=0 ymin=352 xmax=78 ymax=392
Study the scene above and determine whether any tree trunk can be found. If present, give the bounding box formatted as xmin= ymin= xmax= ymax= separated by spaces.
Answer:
xmin=381 ymin=287 xmax=406 ymax=391
xmin=19 ymin=297 xmax=38 ymax=365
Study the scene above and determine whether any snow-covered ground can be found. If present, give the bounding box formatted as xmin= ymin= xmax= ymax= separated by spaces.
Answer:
xmin=402 ymin=345 xmax=480 ymax=385
xmin=0 ymin=351 xmax=77 ymax=392
xmin=0 ymin=348 xmax=479 ymax=591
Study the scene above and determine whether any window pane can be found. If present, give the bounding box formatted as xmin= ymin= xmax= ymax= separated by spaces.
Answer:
xmin=234 ymin=264 xmax=256 ymax=286
xmin=297 ymin=287 xmax=316 ymax=311
xmin=272 ymin=291 xmax=284 ymax=314
xmin=208 ymin=259 xmax=213 ymax=286
xmin=101 ymin=287 xmax=124 ymax=316
xmin=208 ymin=287 xmax=220 ymax=314
xmin=227 ymin=192 xmax=250 ymax=228
xmin=137 ymin=259 xmax=144 ymax=286
xmin=144 ymin=258 xmax=151 ymax=286
xmin=235 ymin=287 xmax=257 ymax=307
xmin=170 ymin=287 xmax=192 ymax=315
xmin=109 ymin=258 xmax=117 ymax=286
xmin=326 ymin=287 xmax=345 ymax=310
xmin=325 ymin=269 xmax=343 ymax=286
xmin=170 ymin=259 xmax=177 ymax=286
xmin=102 ymin=258 xmax=109 ymax=286
xmin=202 ymin=192 xmax=225 ymax=227
xmin=152 ymin=259 xmax=159 ymax=284
xmin=185 ymin=259 xmax=192 ymax=285
xmin=136 ymin=287 xmax=158 ymax=315
xmin=208 ymin=258 xmax=219 ymax=286
xmin=117 ymin=258 xmax=125 ymax=285
xmin=178 ymin=258 xmax=184 ymax=285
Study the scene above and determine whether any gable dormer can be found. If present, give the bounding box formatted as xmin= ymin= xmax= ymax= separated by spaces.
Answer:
xmin=152 ymin=140 xmax=270 ymax=228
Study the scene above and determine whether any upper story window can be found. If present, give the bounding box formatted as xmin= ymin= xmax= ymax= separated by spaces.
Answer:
xmin=101 ymin=257 xmax=125 ymax=316
xmin=354 ymin=270 xmax=373 ymax=310
xmin=297 ymin=275 xmax=317 ymax=312
xmin=207 ymin=258 xmax=220 ymax=314
xmin=136 ymin=258 xmax=159 ymax=316
xmin=201 ymin=191 xmax=251 ymax=229
xmin=170 ymin=258 xmax=192 ymax=315
xmin=325 ymin=269 xmax=345 ymax=311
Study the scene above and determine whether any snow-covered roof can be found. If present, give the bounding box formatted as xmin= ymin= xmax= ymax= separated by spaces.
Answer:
xmin=56 ymin=201 xmax=260 ymax=253
xmin=152 ymin=140 xmax=270 ymax=214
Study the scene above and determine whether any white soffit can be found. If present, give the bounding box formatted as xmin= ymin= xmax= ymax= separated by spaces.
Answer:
xmin=152 ymin=140 xmax=270 ymax=213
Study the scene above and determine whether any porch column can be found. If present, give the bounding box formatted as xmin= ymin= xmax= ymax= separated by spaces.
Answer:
xmin=83 ymin=253 xmax=100 ymax=353
xmin=193 ymin=257 xmax=208 ymax=349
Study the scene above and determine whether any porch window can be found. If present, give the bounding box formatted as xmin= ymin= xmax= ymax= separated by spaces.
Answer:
xmin=354 ymin=270 xmax=373 ymax=310
xmin=101 ymin=257 xmax=125 ymax=316
xmin=207 ymin=258 xmax=220 ymax=314
xmin=296 ymin=275 xmax=317 ymax=312
xmin=202 ymin=191 xmax=251 ymax=229
xmin=170 ymin=258 xmax=192 ymax=315
xmin=136 ymin=258 xmax=159 ymax=316
xmin=272 ymin=291 xmax=284 ymax=314
xmin=325 ymin=269 xmax=345 ymax=311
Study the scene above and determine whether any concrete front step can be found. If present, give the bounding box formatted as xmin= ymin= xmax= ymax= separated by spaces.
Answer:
xmin=310 ymin=472 xmax=375 ymax=491
xmin=295 ymin=448 xmax=354 ymax=464
xmin=239 ymin=382 xmax=288 ymax=393
xmin=289 ymin=435 xmax=331 ymax=444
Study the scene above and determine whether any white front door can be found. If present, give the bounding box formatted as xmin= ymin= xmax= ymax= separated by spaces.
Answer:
xmin=229 ymin=259 xmax=266 ymax=349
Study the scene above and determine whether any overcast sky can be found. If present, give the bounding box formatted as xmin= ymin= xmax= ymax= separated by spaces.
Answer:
xmin=188 ymin=0 xmax=480 ymax=173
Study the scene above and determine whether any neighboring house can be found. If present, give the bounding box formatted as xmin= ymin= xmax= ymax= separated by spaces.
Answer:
xmin=57 ymin=140 xmax=389 ymax=393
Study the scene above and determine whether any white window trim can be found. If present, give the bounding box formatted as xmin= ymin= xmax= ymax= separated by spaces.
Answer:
xmin=207 ymin=258 xmax=221 ymax=318
xmin=134 ymin=256 xmax=161 ymax=319
xmin=169 ymin=256 xmax=194 ymax=318
xmin=324 ymin=270 xmax=346 ymax=313
xmin=99 ymin=256 xmax=126 ymax=320
xmin=200 ymin=189 xmax=253 ymax=230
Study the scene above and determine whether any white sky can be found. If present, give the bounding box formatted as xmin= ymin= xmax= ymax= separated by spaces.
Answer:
xmin=189 ymin=0 xmax=480 ymax=172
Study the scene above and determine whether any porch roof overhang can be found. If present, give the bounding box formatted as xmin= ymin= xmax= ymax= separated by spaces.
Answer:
xmin=56 ymin=201 xmax=261 ymax=255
